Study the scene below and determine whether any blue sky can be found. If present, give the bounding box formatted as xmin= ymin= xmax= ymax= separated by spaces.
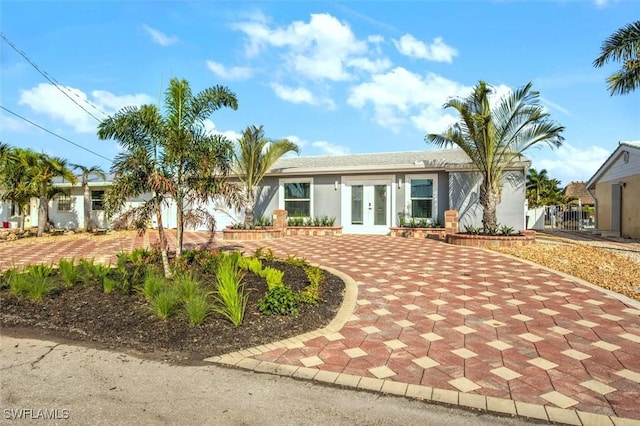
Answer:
xmin=1 ymin=0 xmax=638 ymax=186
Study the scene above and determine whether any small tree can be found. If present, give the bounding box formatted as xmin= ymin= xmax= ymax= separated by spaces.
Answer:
xmin=427 ymin=81 xmax=564 ymax=230
xmin=72 ymin=164 xmax=107 ymax=232
xmin=234 ymin=125 xmax=299 ymax=228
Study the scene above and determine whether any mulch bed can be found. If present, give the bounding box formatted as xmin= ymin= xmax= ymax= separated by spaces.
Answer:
xmin=0 ymin=261 xmax=345 ymax=365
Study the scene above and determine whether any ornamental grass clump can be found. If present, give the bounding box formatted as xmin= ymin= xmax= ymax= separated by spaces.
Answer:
xmin=174 ymin=272 xmax=203 ymax=302
xmin=211 ymin=252 xmax=249 ymax=327
xmin=183 ymin=294 xmax=211 ymax=326
xmin=298 ymin=266 xmax=324 ymax=305
xmin=141 ymin=271 xmax=167 ymax=302
xmin=58 ymin=258 xmax=79 ymax=287
xmin=150 ymin=289 xmax=179 ymax=320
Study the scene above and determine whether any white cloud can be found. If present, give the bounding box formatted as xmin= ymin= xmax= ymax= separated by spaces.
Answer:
xmin=270 ymin=83 xmax=335 ymax=108
xmin=19 ymin=83 xmax=154 ymax=133
xmin=206 ymin=60 xmax=253 ymax=80
xmin=142 ymin=25 xmax=178 ymax=46
xmin=348 ymin=67 xmax=471 ymax=133
xmin=528 ymin=143 xmax=610 ymax=185
xmin=233 ymin=13 xmax=387 ymax=81
xmin=312 ymin=141 xmax=351 ymax=156
xmin=393 ymin=34 xmax=457 ymax=63
xmin=0 ymin=113 xmax=28 ymax=132
xmin=202 ymin=119 xmax=242 ymax=142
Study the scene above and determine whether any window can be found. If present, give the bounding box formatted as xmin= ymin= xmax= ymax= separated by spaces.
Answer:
xmin=57 ymin=194 xmax=72 ymax=212
xmin=279 ymin=179 xmax=313 ymax=217
xmin=406 ymin=175 xmax=437 ymax=221
xmin=91 ymin=190 xmax=104 ymax=211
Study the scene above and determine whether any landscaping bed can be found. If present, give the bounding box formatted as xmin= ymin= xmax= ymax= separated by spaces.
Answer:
xmin=0 ymin=250 xmax=345 ymax=365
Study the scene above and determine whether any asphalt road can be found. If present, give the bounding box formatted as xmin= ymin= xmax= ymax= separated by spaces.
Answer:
xmin=0 ymin=336 xmax=538 ymax=426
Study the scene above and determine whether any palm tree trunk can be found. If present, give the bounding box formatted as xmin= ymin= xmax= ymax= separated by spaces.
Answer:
xmin=155 ymin=196 xmax=171 ymax=278
xmin=84 ymin=183 xmax=92 ymax=231
xmin=19 ymin=210 xmax=26 ymax=234
xmin=175 ymin=189 xmax=183 ymax=258
xmin=480 ymin=180 xmax=499 ymax=230
xmin=37 ymin=195 xmax=48 ymax=237
xmin=243 ymin=190 xmax=255 ymax=228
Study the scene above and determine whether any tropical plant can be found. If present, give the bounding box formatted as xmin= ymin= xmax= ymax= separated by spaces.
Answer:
xmin=141 ymin=271 xmax=167 ymax=302
xmin=1 ymin=147 xmax=39 ymax=233
xmin=150 ymin=288 xmax=180 ymax=320
xmin=261 ymin=267 xmax=284 ymax=290
xmin=71 ymin=164 xmax=106 ymax=232
xmin=211 ymin=252 xmax=248 ymax=327
xmin=98 ymin=77 xmax=242 ymax=263
xmin=183 ymin=294 xmax=211 ymax=326
xmin=233 ymin=125 xmax=299 ymax=228
xmin=593 ymin=21 xmax=640 ymax=96
xmin=258 ymin=285 xmax=298 ymax=316
xmin=174 ymin=272 xmax=203 ymax=302
xmin=426 ymin=81 xmax=564 ymax=230
xmin=526 ymin=168 xmax=550 ymax=208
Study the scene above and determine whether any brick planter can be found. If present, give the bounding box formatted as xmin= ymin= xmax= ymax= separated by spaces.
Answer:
xmin=389 ymin=227 xmax=446 ymax=239
xmin=445 ymin=231 xmax=535 ymax=248
xmin=286 ymin=227 xmax=343 ymax=237
xmin=222 ymin=227 xmax=283 ymax=241
xmin=222 ymin=226 xmax=343 ymax=240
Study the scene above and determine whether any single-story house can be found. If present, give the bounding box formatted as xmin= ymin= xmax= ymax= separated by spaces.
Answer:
xmin=1 ymin=149 xmax=530 ymax=234
xmin=243 ymin=149 xmax=529 ymax=234
xmin=586 ymin=141 xmax=640 ymax=239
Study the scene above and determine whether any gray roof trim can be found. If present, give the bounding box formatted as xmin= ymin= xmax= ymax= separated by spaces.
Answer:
xmin=267 ymin=149 xmax=529 ymax=176
xmin=587 ymin=141 xmax=640 ymax=189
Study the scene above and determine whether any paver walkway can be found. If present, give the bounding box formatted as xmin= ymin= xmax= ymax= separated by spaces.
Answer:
xmin=2 ymin=232 xmax=639 ymax=424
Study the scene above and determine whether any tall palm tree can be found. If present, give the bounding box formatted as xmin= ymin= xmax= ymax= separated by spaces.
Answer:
xmin=526 ymin=168 xmax=550 ymax=208
xmin=98 ymin=104 xmax=174 ymax=277
xmin=162 ymin=78 xmax=239 ymax=256
xmin=426 ymin=81 xmax=565 ymax=230
xmin=593 ymin=21 xmax=640 ymax=96
xmin=72 ymin=164 xmax=107 ymax=232
xmin=234 ymin=125 xmax=299 ymax=228
xmin=1 ymin=147 xmax=37 ymax=233
xmin=26 ymin=154 xmax=77 ymax=236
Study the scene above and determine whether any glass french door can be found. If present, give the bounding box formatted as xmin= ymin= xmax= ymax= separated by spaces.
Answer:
xmin=348 ymin=182 xmax=389 ymax=233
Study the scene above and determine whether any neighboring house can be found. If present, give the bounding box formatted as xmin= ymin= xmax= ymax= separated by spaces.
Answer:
xmin=587 ymin=141 xmax=640 ymax=239
xmin=563 ymin=182 xmax=595 ymax=207
xmin=245 ymin=149 xmax=529 ymax=234
xmin=2 ymin=149 xmax=530 ymax=234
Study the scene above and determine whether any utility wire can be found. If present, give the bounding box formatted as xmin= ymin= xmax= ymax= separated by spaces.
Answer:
xmin=0 ymin=32 xmax=109 ymax=122
xmin=0 ymin=105 xmax=113 ymax=162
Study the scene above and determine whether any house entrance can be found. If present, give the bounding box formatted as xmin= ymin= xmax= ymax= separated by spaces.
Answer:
xmin=342 ymin=177 xmax=393 ymax=234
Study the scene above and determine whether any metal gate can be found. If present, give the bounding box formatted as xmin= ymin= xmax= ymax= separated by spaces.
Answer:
xmin=544 ymin=202 xmax=595 ymax=231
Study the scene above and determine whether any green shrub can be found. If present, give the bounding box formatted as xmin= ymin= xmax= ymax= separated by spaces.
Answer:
xmin=90 ymin=263 xmax=112 ymax=292
xmin=78 ymin=258 xmax=97 ymax=286
xmin=261 ymin=267 xmax=284 ymax=290
xmin=464 ymin=224 xmax=482 ymax=235
xmin=252 ymin=247 xmax=276 ymax=261
xmin=194 ymin=250 xmax=221 ymax=274
xmin=141 ymin=271 xmax=167 ymax=302
xmin=284 ymin=254 xmax=309 ymax=268
xmin=484 ymin=223 xmax=500 ymax=235
xmin=24 ymin=263 xmax=54 ymax=279
xmin=25 ymin=276 xmax=52 ymax=302
xmin=174 ymin=273 xmax=203 ymax=302
xmin=149 ymin=289 xmax=179 ymax=320
xmin=8 ymin=271 xmax=30 ymax=298
xmin=58 ymin=258 xmax=79 ymax=287
xmin=238 ymin=256 xmax=263 ymax=275
xmin=256 ymin=215 xmax=272 ymax=228
xmin=500 ymin=225 xmax=515 ymax=236
xmin=183 ymin=294 xmax=211 ymax=326
xmin=102 ymin=277 xmax=118 ymax=294
xmin=211 ymin=253 xmax=249 ymax=327
xmin=299 ymin=266 xmax=325 ymax=305
xmin=258 ymin=285 xmax=298 ymax=316
xmin=320 ymin=216 xmax=336 ymax=227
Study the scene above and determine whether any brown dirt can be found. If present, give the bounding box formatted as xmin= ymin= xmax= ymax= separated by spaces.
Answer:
xmin=490 ymin=240 xmax=640 ymax=302
xmin=0 ymin=260 xmax=345 ymax=365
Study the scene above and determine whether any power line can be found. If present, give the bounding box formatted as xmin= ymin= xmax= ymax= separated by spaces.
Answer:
xmin=0 ymin=105 xmax=113 ymax=163
xmin=0 ymin=32 xmax=109 ymax=123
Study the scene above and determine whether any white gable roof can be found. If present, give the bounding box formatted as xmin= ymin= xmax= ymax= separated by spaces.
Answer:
xmin=587 ymin=141 xmax=640 ymax=189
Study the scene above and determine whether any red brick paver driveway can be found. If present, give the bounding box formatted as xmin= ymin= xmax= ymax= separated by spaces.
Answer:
xmin=2 ymin=232 xmax=639 ymax=424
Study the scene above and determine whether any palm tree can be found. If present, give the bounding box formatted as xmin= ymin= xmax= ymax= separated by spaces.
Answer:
xmin=24 ymin=153 xmax=77 ymax=236
xmin=1 ymin=147 xmax=37 ymax=233
xmin=526 ymin=168 xmax=550 ymax=208
xmin=162 ymin=78 xmax=239 ymax=256
xmin=426 ymin=81 xmax=565 ymax=230
xmin=72 ymin=164 xmax=107 ymax=232
xmin=98 ymin=104 xmax=174 ymax=277
xmin=234 ymin=125 xmax=299 ymax=228
xmin=593 ymin=21 xmax=640 ymax=96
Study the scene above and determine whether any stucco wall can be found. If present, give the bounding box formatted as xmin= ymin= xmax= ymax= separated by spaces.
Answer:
xmin=449 ymin=170 xmax=526 ymax=231
xmin=594 ymin=174 xmax=640 ymax=238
